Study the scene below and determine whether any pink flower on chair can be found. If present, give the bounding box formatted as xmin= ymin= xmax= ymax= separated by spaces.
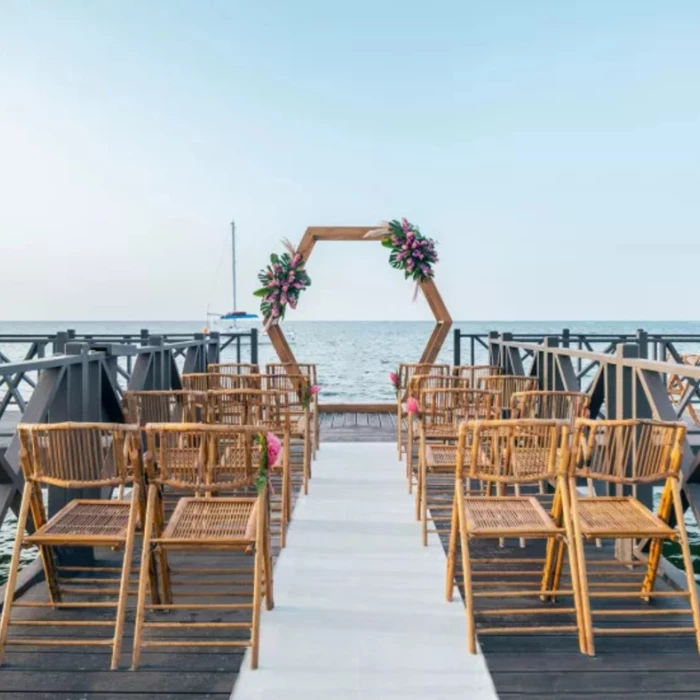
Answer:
xmin=266 ymin=432 xmax=282 ymax=467
xmin=406 ymin=397 xmax=419 ymax=415
xmin=310 ymin=385 xmax=321 ymax=396
xmin=389 ymin=372 xmax=400 ymax=389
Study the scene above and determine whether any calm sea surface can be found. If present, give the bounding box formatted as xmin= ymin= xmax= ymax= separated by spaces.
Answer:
xmin=2 ymin=319 xmax=700 ymax=583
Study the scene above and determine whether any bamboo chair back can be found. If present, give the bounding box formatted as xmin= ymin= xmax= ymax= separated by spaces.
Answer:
xmin=207 ymin=389 xmax=291 ymax=431
xmin=182 ymin=373 xmax=260 ymax=391
xmin=478 ymin=375 xmax=539 ymax=410
xmin=124 ymin=390 xmax=207 ymax=425
xmin=398 ymin=363 xmax=451 ymax=393
xmin=511 ymin=390 xmax=590 ymax=428
xmin=452 ymin=365 xmax=503 ymax=387
xmin=144 ymin=424 xmax=262 ymax=493
xmin=408 ymin=373 xmax=472 ymax=399
xmin=458 ymin=419 xmax=564 ymax=484
xmin=259 ymin=373 xmax=311 ymax=408
xmin=207 ymin=362 xmax=260 ymax=375
xmin=266 ymin=363 xmax=317 ymax=386
xmin=420 ymin=388 xmax=500 ymax=430
xmin=570 ymin=418 xmax=686 ymax=485
xmin=18 ymin=423 xmax=140 ymax=488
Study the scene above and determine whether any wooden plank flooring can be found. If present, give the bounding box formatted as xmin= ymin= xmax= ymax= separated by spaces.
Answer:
xmin=319 ymin=411 xmax=396 ymax=443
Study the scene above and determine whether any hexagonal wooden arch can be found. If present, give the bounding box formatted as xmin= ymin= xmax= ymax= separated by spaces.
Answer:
xmin=266 ymin=227 xmax=453 ymax=394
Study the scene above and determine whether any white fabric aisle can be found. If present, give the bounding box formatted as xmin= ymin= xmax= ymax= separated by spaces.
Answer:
xmin=231 ymin=442 xmax=498 ymax=700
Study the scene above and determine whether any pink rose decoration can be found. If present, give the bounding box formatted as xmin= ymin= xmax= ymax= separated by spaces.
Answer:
xmin=267 ymin=432 xmax=282 ymax=466
xmin=310 ymin=384 xmax=321 ymax=395
xmin=406 ymin=397 xmax=419 ymax=415
xmin=389 ymin=372 xmax=399 ymax=388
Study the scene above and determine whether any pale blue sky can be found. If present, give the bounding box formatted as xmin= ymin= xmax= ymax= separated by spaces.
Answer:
xmin=1 ymin=1 xmax=698 ymax=321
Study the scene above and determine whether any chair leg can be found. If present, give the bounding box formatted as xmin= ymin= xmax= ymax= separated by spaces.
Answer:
xmin=405 ymin=419 xmax=413 ymax=485
xmin=397 ymin=400 xmax=402 ymax=461
xmin=421 ymin=466 xmax=429 ymax=547
xmin=303 ymin=427 xmax=310 ymax=496
xmin=132 ymin=483 xmax=158 ymax=671
xmin=568 ymin=483 xmax=594 ymax=656
xmin=111 ymin=484 xmax=140 ymax=671
xmin=458 ymin=524 xmax=477 ymax=654
xmin=446 ymin=492 xmax=459 ymax=602
xmin=263 ymin=506 xmax=274 ymax=612
xmin=672 ymin=481 xmax=700 ymax=653
xmin=0 ymin=482 xmax=33 ymax=665
xmin=250 ymin=541 xmax=264 ymax=669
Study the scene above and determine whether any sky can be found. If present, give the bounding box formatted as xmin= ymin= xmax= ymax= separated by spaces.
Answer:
xmin=1 ymin=0 xmax=699 ymax=322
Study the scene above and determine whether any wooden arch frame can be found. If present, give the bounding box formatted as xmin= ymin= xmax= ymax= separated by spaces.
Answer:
xmin=266 ymin=227 xmax=453 ymax=404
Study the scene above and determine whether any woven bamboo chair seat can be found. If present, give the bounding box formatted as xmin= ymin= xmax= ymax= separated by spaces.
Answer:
xmin=463 ymin=496 xmax=559 ymax=535
xmin=576 ymin=497 xmax=675 ymax=537
xmin=163 ymin=447 xmax=200 ymax=474
xmin=162 ymin=497 xmax=258 ymax=542
xmin=27 ymin=500 xmax=133 ymax=544
xmin=425 ymin=445 xmax=469 ymax=471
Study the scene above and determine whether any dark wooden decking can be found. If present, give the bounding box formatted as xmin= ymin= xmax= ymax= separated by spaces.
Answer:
xmin=319 ymin=411 xmax=396 ymax=442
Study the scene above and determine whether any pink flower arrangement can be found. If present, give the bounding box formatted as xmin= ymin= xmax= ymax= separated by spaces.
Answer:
xmin=310 ymin=384 xmax=321 ymax=396
xmin=389 ymin=371 xmax=400 ymax=390
xmin=266 ymin=432 xmax=282 ymax=466
xmin=380 ymin=218 xmax=438 ymax=284
xmin=406 ymin=397 xmax=420 ymax=415
xmin=255 ymin=239 xmax=311 ymax=328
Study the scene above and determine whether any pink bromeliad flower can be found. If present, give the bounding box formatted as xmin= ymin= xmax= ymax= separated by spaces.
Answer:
xmin=406 ymin=397 xmax=419 ymax=415
xmin=267 ymin=432 xmax=282 ymax=466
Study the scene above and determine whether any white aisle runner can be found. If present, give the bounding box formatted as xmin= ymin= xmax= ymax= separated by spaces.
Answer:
xmin=231 ymin=442 xmax=498 ymax=700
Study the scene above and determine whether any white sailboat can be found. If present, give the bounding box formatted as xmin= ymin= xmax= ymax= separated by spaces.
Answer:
xmin=206 ymin=221 xmax=294 ymax=341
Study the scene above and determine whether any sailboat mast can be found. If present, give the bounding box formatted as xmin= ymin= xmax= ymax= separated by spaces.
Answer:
xmin=231 ymin=219 xmax=237 ymax=313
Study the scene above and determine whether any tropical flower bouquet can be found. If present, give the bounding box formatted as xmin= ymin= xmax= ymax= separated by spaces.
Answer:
xmin=254 ymin=239 xmax=311 ymax=329
xmin=365 ymin=218 xmax=438 ymax=293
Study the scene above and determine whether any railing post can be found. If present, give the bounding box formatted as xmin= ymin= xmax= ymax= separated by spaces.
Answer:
xmin=149 ymin=336 xmax=165 ymax=389
xmin=562 ymin=328 xmax=570 ymax=348
xmin=53 ymin=331 xmax=68 ymax=355
xmin=207 ymin=331 xmax=220 ymax=368
xmin=502 ymin=332 xmax=514 ymax=374
xmin=488 ymin=331 xmax=500 ymax=368
xmin=140 ymin=328 xmax=149 ymax=347
xmin=544 ymin=337 xmax=559 ymax=390
xmin=453 ymin=328 xmax=461 ymax=366
xmin=250 ymin=329 xmax=259 ymax=365
xmin=193 ymin=333 xmax=205 ymax=373
xmin=636 ymin=328 xmax=649 ymax=359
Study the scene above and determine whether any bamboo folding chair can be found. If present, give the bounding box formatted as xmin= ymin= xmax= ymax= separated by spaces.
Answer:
xmin=260 ymin=373 xmax=312 ymax=495
xmin=404 ymin=374 xmax=473 ymax=492
xmin=132 ymin=424 xmax=274 ymax=670
xmin=182 ymin=372 xmax=260 ymax=392
xmin=478 ymin=375 xmax=538 ymax=417
xmin=563 ymin=419 xmax=700 ymax=655
xmin=416 ymin=389 xmax=500 ymax=544
xmin=396 ymin=363 xmax=451 ymax=461
xmin=266 ymin=363 xmax=320 ymax=453
xmin=208 ymin=389 xmax=292 ymax=547
xmin=452 ymin=365 xmax=503 ymax=387
xmin=123 ymin=390 xmax=208 ymax=425
xmin=208 ymin=362 xmax=260 ymax=375
xmin=0 ymin=423 xmax=153 ymax=670
xmin=446 ymin=419 xmax=586 ymax=653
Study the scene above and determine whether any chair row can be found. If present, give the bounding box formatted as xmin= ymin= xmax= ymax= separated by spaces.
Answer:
xmin=0 ymin=423 xmax=284 ymax=671
xmin=444 ymin=417 xmax=700 ymax=656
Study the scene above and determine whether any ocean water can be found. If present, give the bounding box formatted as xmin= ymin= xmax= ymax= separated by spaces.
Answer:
xmin=2 ymin=319 xmax=700 ymax=584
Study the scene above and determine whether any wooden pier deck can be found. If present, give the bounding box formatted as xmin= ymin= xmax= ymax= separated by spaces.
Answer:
xmin=2 ymin=416 xmax=700 ymax=698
